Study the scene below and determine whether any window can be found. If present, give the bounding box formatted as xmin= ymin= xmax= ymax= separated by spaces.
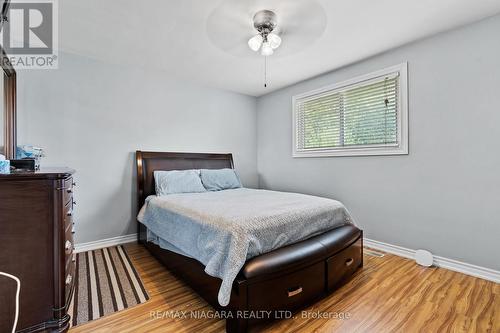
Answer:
xmin=293 ymin=63 xmax=408 ymax=157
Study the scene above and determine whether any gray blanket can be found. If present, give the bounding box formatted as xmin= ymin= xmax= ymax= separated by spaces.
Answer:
xmin=137 ymin=188 xmax=353 ymax=306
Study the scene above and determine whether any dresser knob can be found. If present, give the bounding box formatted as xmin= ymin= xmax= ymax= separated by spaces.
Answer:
xmin=67 ymin=189 xmax=73 ymax=194
xmin=65 ymin=240 xmax=73 ymax=254
xmin=65 ymin=274 xmax=72 ymax=285
xmin=67 ymin=210 xmax=72 ymax=217
xmin=72 ymin=182 xmax=77 ymax=187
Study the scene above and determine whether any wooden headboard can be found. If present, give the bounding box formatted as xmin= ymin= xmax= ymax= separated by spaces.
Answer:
xmin=135 ymin=151 xmax=234 ymax=242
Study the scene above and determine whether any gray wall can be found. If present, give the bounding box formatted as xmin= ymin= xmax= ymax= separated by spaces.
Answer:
xmin=257 ymin=15 xmax=500 ymax=270
xmin=17 ymin=52 xmax=258 ymax=244
xmin=15 ymin=15 xmax=500 ymax=270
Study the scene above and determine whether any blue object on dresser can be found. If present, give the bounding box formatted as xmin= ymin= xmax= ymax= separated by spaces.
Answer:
xmin=0 ymin=160 xmax=10 ymax=174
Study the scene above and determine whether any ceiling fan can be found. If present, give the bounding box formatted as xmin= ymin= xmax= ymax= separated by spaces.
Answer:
xmin=247 ymin=10 xmax=282 ymax=56
xmin=206 ymin=0 xmax=326 ymax=87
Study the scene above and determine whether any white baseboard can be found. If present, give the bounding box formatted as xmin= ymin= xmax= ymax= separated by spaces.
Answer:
xmin=75 ymin=234 xmax=498 ymax=283
xmin=364 ymin=238 xmax=500 ymax=284
xmin=74 ymin=234 xmax=137 ymax=253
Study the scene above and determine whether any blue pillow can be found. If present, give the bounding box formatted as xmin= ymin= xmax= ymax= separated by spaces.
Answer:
xmin=154 ymin=170 xmax=206 ymax=195
xmin=200 ymin=169 xmax=242 ymax=191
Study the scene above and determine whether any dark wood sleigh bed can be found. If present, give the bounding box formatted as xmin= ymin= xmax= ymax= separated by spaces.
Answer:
xmin=136 ymin=151 xmax=363 ymax=332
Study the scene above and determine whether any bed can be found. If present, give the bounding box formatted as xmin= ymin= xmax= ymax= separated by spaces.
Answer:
xmin=136 ymin=151 xmax=363 ymax=333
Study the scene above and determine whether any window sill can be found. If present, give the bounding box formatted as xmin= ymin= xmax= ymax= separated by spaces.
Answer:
xmin=293 ymin=145 xmax=408 ymax=158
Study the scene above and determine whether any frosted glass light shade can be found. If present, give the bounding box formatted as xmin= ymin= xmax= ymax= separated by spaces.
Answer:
xmin=248 ymin=34 xmax=263 ymax=52
xmin=260 ymin=41 xmax=274 ymax=56
xmin=267 ymin=33 xmax=281 ymax=49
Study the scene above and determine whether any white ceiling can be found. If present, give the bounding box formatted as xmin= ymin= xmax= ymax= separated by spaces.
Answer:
xmin=60 ymin=0 xmax=500 ymax=96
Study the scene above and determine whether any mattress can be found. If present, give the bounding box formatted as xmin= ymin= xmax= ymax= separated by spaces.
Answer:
xmin=137 ymin=188 xmax=354 ymax=306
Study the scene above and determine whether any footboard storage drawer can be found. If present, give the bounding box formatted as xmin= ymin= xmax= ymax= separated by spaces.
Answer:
xmin=247 ymin=262 xmax=325 ymax=314
xmin=327 ymin=237 xmax=362 ymax=291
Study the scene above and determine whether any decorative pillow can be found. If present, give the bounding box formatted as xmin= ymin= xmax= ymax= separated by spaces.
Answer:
xmin=154 ymin=169 xmax=206 ymax=195
xmin=200 ymin=168 xmax=242 ymax=191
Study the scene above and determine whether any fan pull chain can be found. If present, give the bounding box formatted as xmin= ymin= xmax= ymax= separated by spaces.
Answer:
xmin=264 ymin=56 xmax=267 ymax=88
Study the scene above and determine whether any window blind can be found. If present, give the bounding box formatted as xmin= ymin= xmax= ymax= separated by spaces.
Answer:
xmin=296 ymin=73 xmax=399 ymax=151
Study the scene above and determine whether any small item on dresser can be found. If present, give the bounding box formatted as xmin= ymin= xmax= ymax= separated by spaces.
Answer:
xmin=16 ymin=145 xmax=44 ymax=170
xmin=10 ymin=159 xmax=35 ymax=171
xmin=0 ymin=154 xmax=10 ymax=174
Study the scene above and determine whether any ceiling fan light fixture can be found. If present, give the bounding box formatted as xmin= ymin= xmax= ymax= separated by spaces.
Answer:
xmin=247 ymin=9 xmax=281 ymax=88
xmin=248 ymin=34 xmax=263 ymax=52
xmin=260 ymin=41 xmax=274 ymax=56
xmin=248 ymin=10 xmax=281 ymax=56
xmin=267 ymin=32 xmax=281 ymax=49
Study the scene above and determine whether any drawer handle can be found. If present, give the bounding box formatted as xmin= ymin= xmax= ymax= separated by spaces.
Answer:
xmin=288 ymin=286 xmax=303 ymax=297
xmin=67 ymin=189 xmax=73 ymax=194
xmin=67 ymin=210 xmax=72 ymax=217
xmin=345 ymin=258 xmax=354 ymax=266
xmin=72 ymin=182 xmax=77 ymax=187
xmin=66 ymin=274 xmax=72 ymax=285
xmin=65 ymin=240 xmax=73 ymax=254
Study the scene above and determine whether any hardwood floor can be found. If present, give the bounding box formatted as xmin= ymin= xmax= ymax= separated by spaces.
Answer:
xmin=69 ymin=243 xmax=499 ymax=333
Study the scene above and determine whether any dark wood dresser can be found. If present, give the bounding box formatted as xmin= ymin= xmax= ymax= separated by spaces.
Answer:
xmin=0 ymin=168 xmax=76 ymax=333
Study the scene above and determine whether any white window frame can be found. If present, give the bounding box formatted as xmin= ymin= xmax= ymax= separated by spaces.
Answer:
xmin=292 ymin=63 xmax=408 ymax=157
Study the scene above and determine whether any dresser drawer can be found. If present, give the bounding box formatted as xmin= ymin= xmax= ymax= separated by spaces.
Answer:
xmin=65 ymin=258 xmax=76 ymax=302
xmin=326 ymin=237 xmax=362 ymax=291
xmin=63 ymin=201 xmax=73 ymax=232
xmin=247 ymin=262 xmax=325 ymax=313
xmin=65 ymin=252 xmax=76 ymax=277
xmin=64 ymin=235 xmax=74 ymax=268
xmin=62 ymin=177 xmax=74 ymax=205
xmin=65 ymin=219 xmax=74 ymax=247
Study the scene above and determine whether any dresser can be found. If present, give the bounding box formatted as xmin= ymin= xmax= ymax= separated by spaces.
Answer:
xmin=0 ymin=168 xmax=76 ymax=333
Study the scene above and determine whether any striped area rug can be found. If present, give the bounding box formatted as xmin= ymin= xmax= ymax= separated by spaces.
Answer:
xmin=68 ymin=245 xmax=149 ymax=327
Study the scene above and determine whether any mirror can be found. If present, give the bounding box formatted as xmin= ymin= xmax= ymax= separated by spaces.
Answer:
xmin=0 ymin=74 xmax=3 ymax=155
xmin=0 ymin=0 xmax=16 ymax=159
xmin=1 ymin=59 xmax=16 ymax=159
